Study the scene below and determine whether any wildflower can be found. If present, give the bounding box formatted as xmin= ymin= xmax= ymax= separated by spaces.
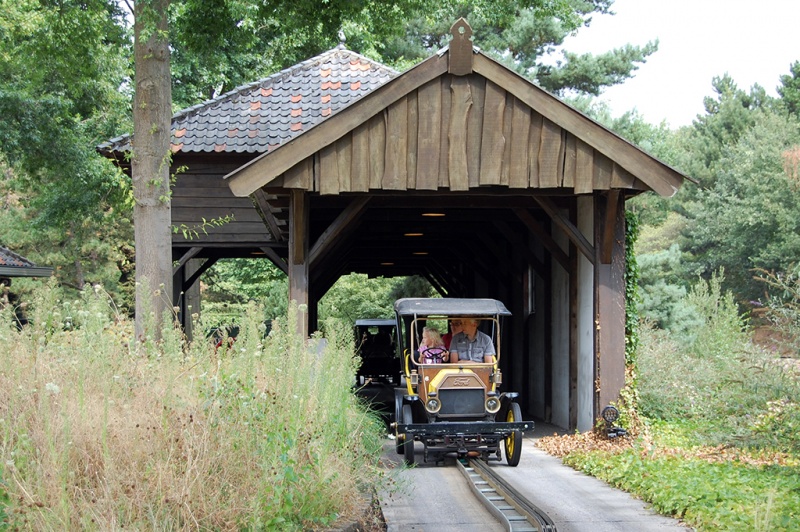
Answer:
xmin=45 ymin=382 xmax=60 ymax=395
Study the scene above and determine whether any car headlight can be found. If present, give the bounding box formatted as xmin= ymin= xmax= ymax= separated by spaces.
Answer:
xmin=485 ymin=397 xmax=501 ymax=413
xmin=425 ymin=397 xmax=441 ymax=413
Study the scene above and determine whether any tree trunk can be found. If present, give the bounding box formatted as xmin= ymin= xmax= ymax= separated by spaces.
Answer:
xmin=132 ymin=0 xmax=173 ymax=343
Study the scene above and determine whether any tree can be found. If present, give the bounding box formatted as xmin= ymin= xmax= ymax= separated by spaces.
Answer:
xmin=378 ymin=0 xmax=657 ymax=96
xmin=778 ymin=60 xmax=800 ymax=119
xmin=681 ymin=109 xmax=800 ymax=301
xmin=132 ymin=0 xmax=173 ymax=340
xmin=0 ymin=0 xmax=133 ymax=301
xmin=671 ymin=74 xmax=769 ymax=190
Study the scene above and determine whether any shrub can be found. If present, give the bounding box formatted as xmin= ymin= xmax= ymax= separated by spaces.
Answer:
xmin=637 ymin=271 xmax=800 ymax=451
xmin=756 ymin=266 xmax=800 ymax=356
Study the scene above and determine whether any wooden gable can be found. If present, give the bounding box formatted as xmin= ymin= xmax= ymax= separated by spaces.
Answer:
xmin=227 ymin=39 xmax=686 ymax=199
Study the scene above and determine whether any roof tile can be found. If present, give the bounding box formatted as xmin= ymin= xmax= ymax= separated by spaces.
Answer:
xmin=98 ymin=48 xmax=397 ymax=155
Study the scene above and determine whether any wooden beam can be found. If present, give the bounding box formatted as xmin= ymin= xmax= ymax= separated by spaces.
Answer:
xmin=512 ymin=208 xmax=569 ymax=270
xmin=252 ymin=189 xmax=286 ymax=241
xmin=472 ymin=54 xmax=685 ymax=197
xmin=289 ymin=190 xmax=309 ymax=337
xmin=595 ymin=198 xmax=627 ymax=416
xmin=602 ymin=190 xmax=621 ymax=265
xmin=227 ymin=53 xmax=449 ymax=197
xmin=429 ymin=259 xmax=467 ymax=296
xmin=309 ymin=197 xmax=371 ymax=266
xmin=492 ymin=220 xmax=547 ymax=276
xmin=532 ymin=197 xmax=596 ymax=266
xmin=182 ymin=257 xmax=218 ymax=292
xmin=569 ymin=237 xmax=578 ymax=430
xmin=422 ymin=270 xmax=448 ymax=297
xmin=260 ymin=247 xmax=288 ymax=275
xmin=173 ymin=246 xmax=202 ymax=275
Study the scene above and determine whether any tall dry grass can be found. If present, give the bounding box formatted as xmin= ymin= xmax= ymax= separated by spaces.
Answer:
xmin=0 ymin=283 xmax=385 ymax=530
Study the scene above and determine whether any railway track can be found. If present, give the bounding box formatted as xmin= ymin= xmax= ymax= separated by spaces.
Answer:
xmin=457 ymin=457 xmax=557 ymax=532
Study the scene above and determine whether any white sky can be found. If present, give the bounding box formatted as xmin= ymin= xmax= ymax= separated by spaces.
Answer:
xmin=560 ymin=0 xmax=800 ymax=127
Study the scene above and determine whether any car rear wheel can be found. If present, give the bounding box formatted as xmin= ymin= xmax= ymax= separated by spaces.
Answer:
xmin=402 ymin=404 xmax=415 ymax=466
xmin=394 ymin=391 xmax=404 ymax=454
xmin=504 ymin=402 xmax=522 ymax=467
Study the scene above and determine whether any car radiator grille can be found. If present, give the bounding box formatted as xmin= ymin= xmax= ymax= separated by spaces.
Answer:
xmin=438 ymin=388 xmax=484 ymax=416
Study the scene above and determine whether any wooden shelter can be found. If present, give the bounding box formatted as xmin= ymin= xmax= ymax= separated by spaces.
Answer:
xmin=102 ymin=19 xmax=687 ymax=430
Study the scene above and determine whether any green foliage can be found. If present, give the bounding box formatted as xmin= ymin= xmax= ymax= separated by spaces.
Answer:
xmin=319 ymin=274 xmax=411 ymax=326
xmin=624 ymin=209 xmax=640 ymax=366
xmin=681 ymin=109 xmax=800 ymax=302
xmin=170 ymin=0 xmax=429 ymax=106
xmin=636 ymin=245 xmax=700 ymax=337
xmin=538 ymin=40 xmax=659 ymax=96
xmin=563 ymin=436 xmax=800 ymax=531
xmin=172 ymin=214 xmax=235 ymax=240
xmin=202 ymin=258 xmax=288 ymax=326
xmin=755 ymin=266 xmax=800 ymax=356
xmin=673 ymin=74 xmax=770 ymax=189
xmin=778 ymin=61 xmax=800 ymax=119
xmin=637 ymin=272 xmax=800 ymax=451
xmin=0 ymin=0 xmax=133 ymax=299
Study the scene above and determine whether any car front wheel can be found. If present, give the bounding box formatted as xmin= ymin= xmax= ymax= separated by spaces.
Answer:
xmin=504 ymin=402 xmax=522 ymax=466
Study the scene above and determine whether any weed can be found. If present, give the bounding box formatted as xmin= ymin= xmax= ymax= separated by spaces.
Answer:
xmin=0 ymin=285 xmax=385 ymax=529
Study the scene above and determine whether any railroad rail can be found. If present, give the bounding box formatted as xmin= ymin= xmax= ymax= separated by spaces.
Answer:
xmin=457 ymin=457 xmax=557 ymax=532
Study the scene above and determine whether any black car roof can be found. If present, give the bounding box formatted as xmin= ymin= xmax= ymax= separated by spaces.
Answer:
xmin=393 ymin=298 xmax=511 ymax=317
xmin=354 ymin=319 xmax=396 ymax=327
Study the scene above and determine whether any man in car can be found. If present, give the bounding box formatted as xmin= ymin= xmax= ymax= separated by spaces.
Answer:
xmin=449 ymin=317 xmax=495 ymax=364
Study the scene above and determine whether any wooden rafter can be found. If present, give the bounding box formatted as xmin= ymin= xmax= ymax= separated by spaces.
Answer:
xmin=173 ymin=246 xmax=202 ymax=275
xmin=532 ymin=197 xmax=596 ymax=266
xmin=260 ymin=246 xmax=288 ymax=274
xmin=309 ymin=197 xmax=371 ymax=267
xmin=512 ymin=208 xmax=569 ymax=270
xmin=492 ymin=220 xmax=547 ymax=276
xmin=252 ymin=189 xmax=286 ymax=242
xmin=182 ymin=257 xmax=218 ymax=292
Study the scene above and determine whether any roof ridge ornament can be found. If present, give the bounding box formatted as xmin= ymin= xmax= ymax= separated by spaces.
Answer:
xmin=448 ymin=18 xmax=473 ymax=75
xmin=337 ymin=29 xmax=346 ymax=49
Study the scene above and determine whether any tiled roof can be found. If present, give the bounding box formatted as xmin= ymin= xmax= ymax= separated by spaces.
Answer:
xmin=0 ymin=247 xmax=34 ymax=268
xmin=99 ymin=46 xmax=398 ymax=155
xmin=0 ymin=246 xmax=53 ymax=278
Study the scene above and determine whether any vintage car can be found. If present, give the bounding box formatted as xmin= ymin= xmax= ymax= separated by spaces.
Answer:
xmin=393 ymin=298 xmax=533 ymax=466
xmin=353 ymin=318 xmax=401 ymax=422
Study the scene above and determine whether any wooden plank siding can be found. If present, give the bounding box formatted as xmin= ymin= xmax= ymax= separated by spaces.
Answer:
xmin=172 ymin=169 xmax=273 ymax=244
xmin=275 ymin=74 xmax=651 ymax=196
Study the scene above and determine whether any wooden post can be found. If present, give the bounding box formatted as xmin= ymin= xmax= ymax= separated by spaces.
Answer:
xmin=595 ymin=193 xmax=626 ymax=417
xmin=289 ymin=189 xmax=309 ymax=337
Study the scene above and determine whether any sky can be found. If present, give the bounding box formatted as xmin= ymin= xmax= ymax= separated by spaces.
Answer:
xmin=560 ymin=0 xmax=800 ymax=127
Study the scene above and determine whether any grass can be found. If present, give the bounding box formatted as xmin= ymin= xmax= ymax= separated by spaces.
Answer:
xmin=546 ymin=422 xmax=800 ymax=531
xmin=0 ymin=285 xmax=387 ymax=530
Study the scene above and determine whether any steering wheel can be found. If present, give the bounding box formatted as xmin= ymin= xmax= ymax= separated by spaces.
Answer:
xmin=420 ymin=346 xmax=450 ymax=364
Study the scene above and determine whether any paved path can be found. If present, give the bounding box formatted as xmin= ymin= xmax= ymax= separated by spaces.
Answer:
xmin=378 ymin=425 xmax=692 ymax=531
